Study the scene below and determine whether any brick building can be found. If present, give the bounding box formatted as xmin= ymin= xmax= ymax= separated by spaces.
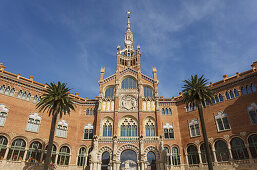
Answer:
xmin=0 ymin=13 xmax=257 ymax=170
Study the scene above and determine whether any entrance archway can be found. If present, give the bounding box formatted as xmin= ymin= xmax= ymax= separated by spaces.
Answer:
xmin=120 ymin=150 xmax=137 ymax=170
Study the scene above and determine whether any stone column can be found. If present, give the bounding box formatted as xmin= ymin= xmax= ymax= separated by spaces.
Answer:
xmin=227 ymin=144 xmax=234 ymax=161
xmin=55 ymin=152 xmax=59 ymax=163
xmin=23 ymin=148 xmax=28 ymax=161
xmin=3 ymin=147 xmax=9 ymax=160
xmin=198 ymin=151 xmax=202 ymax=163
xmin=245 ymin=144 xmax=253 ymax=163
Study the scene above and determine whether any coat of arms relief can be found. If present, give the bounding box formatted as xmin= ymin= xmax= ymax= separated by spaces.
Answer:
xmin=119 ymin=95 xmax=137 ymax=111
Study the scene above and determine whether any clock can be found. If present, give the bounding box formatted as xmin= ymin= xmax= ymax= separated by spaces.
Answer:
xmin=125 ymin=40 xmax=131 ymax=45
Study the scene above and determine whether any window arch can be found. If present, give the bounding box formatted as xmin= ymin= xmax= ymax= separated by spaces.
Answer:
xmin=7 ymin=139 xmax=26 ymax=161
xmin=26 ymin=141 xmax=42 ymax=162
xmin=214 ymin=140 xmax=230 ymax=162
xmin=105 ymin=87 xmax=114 ymax=98
xmin=248 ymin=134 xmax=257 ymax=158
xmin=215 ymin=111 xmax=230 ymax=131
xmin=144 ymin=86 xmax=153 ymax=98
xmin=229 ymin=90 xmax=235 ymax=99
xmin=121 ymin=77 xmax=137 ymax=89
xmin=144 ymin=118 xmax=155 ymax=136
xmin=241 ymin=86 xmax=247 ymax=95
xmin=0 ymin=104 xmax=9 ymax=126
xmin=230 ymin=137 xmax=249 ymax=160
xmin=17 ymin=90 xmax=22 ymax=98
xmin=187 ymin=145 xmax=199 ymax=165
xmin=164 ymin=147 xmax=171 ymax=165
xmin=225 ymin=92 xmax=230 ymax=100
xmin=162 ymin=108 xmax=165 ymax=115
xmin=219 ymin=94 xmax=223 ymax=102
xmin=102 ymin=118 xmax=113 ymax=137
xmin=43 ymin=144 xmax=57 ymax=164
xmin=171 ymin=146 xmax=180 ymax=165
xmin=200 ymin=143 xmax=214 ymax=163
xmin=26 ymin=113 xmax=41 ymax=133
xmin=4 ymin=86 xmax=10 ymax=95
xmin=189 ymin=119 xmax=200 ymax=137
xmin=168 ymin=108 xmax=172 ymax=115
xmin=0 ymin=85 xmax=5 ymax=94
xmin=251 ymin=83 xmax=256 ymax=92
xmin=119 ymin=117 xmax=137 ymax=137
xmin=248 ymin=103 xmax=257 ymax=124
xmin=77 ymin=147 xmax=86 ymax=166
xmin=0 ymin=136 xmax=8 ymax=160
xmin=9 ymin=88 xmax=15 ymax=96
xmin=234 ymin=89 xmax=239 ymax=97
xmin=57 ymin=146 xmax=70 ymax=165
xmin=56 ymin=120 xmax=68 ymax=138
xmin=246 ymin=85 xmax=252 ymax=94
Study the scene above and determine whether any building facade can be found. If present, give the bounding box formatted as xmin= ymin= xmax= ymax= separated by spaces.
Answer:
xmin=0 ymin=14 xmax=257 ymax=170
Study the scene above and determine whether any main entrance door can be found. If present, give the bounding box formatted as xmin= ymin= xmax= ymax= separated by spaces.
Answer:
xmin=120 ymin=150 xmax=137 ymax=170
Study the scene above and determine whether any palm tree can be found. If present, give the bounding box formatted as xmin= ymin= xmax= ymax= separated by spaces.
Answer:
xmin=182 ymin=75 xmax=214 ymax=170
xmin=36 ymin=81 xmax=75 ymax=170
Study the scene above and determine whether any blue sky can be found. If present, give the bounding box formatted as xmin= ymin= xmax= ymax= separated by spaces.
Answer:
xmin=1 ymin=0 xmax=257 ymax=99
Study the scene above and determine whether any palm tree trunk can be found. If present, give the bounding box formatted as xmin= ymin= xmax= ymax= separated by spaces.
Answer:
xmin=44 ymin=113 xmax=58 ymax=170
xmin=197 ymin=103 xmax=213 ymax=170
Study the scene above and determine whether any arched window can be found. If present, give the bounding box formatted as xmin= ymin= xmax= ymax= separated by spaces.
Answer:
xmin=0 ymin=85 xmax=5 ymax=94
xmin=234 ymin=89 xmax=239 ymax=97
xmin=215 ymin=111 xmax=230 ymax=131
xmin=22 ymin=91 xmax=27 ymax=100
xmin=162 ymin=108 xmax=165 ymax=115
xmin=0 ymin=136 xmax=8 ymax=160
xmin=219 ymin=94 xmax=223 ymax=102
xmin=215 ymin=140 xmax=230 ymax=162
xmin=163 ymin=123 xmax=174 ymax=139
xmin=77 ymin=147 xmax=86 ymax=166
xmin=4 ymin=86 xmax=10 ymax=95
xmin=26 ymin=93 xmax=31 ymax=101
xmin=225 ymin=92 xmax=230 ymax=100
xmin=0 ymin=104 xmax=9 ymax=126
xmin=168 ymin=108 xmax=172 ymax=115
xmin=145 ymin=118 xmax=155 ymax=136
xmin=251 ymin=83 xmax=256 ymax=92
xmin=144 ymin=86 xmax=153 ymax=98
xmin=241 ymin=86 xmax=247 ymax=95
xmin=9 ymin=88 xmax=15 ymax=96
xmin=17 ymin=90 xmax=22 ymax=98
xmin=229 ymin=90 xmax=235 ymax=99
xmin=189 ymin=119 xmax=200 ymax=137
xmin=200 ymin=143 xmax=214 ymax=163
xmin=7 ymin=139 xmax=26 ymax=161
xmin=101 ymin=151 xmax=110 ymax=170
xmin=56 ymin=120 xmax=68 ymax=138
xmin=86 ymin=147 xmax=93 ymax=166
xmin=57 ymin=146 xmax=70 ymax=165
xmin=172 ymin=147 xmax=180 ymax=165
xmin=26 ymin=113 xmax=41 ymax=133
xmin=121 ymin=77 xmax=137 ymax=89
xmin=248 ymin=103 xmax=257 ymax=124
xmin=164 ymin=147 xmax=171 ymax=165
xmin=211 ymin=97 xmax=216 ymax=104
xmin=165 ymin=108 xmax=168 ymax=115
xmin=26 ymin=141 xmax=42 ymax=162
xmin=246 ymin=85 xmax=252 ymax=94
xmin=215 ymin=95 xmax=219 ymax=103
xmin=33 ymin=95 xmax=38 ymax=103
xmin=187 ymin=145 xmax=199 ymax=165
xmin=43 ymin=144 xmax=57 ymax=164
xmin=147 ymin=151 xmax=156 ymax=170
xmin=248 ymin=134 xmax=257 ymax=158
xmin=230 ymin=137 xmax=249 ymax=160
xmin=120 ymin=117 xmax=137 ymax=137
xmin=84 ymin=123 xmax=93 ymax=139
xmin=105 ymin=87 xmax=114 ymax=98
xmin=102 ymin=119 xmax=112 ymax=137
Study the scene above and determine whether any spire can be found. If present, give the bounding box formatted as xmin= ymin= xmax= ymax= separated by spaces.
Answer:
xmin=124 ymin=10 xmax=133 ymax=50
xmin=127 ymin=10 xmax=131 ymax=32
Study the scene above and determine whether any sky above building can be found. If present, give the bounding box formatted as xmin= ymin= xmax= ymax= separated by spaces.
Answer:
xmin=0 ymin=0 xmax=257 ymax=99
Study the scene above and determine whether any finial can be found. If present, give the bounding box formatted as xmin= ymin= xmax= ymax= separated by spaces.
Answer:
xmin=127 ymin=10 xmax=131 ymax=31
xmin=127 ymin=10 xmax=131 ymax=18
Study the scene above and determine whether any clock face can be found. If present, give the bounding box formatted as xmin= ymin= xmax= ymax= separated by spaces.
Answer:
xmin=126 ymin=40 xmax=131 ymax=45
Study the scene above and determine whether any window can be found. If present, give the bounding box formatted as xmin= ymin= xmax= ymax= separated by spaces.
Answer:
xmin=144 ymin=86 xmax=153 ymax=98
xmin=248 ymin=103 xmax=257 ymax=124
xmin=0 ymin=85 xmax=5 ymax=94
xmin=4 ymin=86 xmax=10 ymax=95
xmin=0 ymin=104 xmax=8 ymax=126
xmin=187 ymin=145 xmax=199 ymax=165
xmin=234 ymin=89 xmax=239 ymax=97
xmin=33 ymin=95 xmax=41 ymax=104
xmin=56 ymin=120 xmax=68 ymax=138
xmin=17 ymin=90 xmax=22 ymax=98
xmin=7 ymin=139 xmax=26 ymax=161
xmin=230 ymin=137 xmax=249 ymax=160
xmin=219 ymin=94 xmax=223 ymax=102
xmin=26 ymin=113 xmax=41 ymax=133
xmin=84 ymin=124 xmax=93 ymax=139
xmin=120 ymin=117 xmax=137 ymax=137
xmin=164 ymin=147 xmax=171 ymax=165
xmin=43 ymin=144 xmax=57 ymax=164
xmin=200 ymin=143 xmax=214 ymax=163
xmin=215 ymin=111 xmax=230 ymax=131
xmin=168 ymin=108 xmax=172 ymax=115
xmin=251 ymin=83 xmax=256 ymax=92
xmin=0 ymin=136 xmax=8 ymax=160
xmin=121 ymin=77 xmax=136 ymax=89
xmin=105 ymin=87 xmax=114 ymax=98
xmin=86 ymin=108 xmax=94 ymax=115
xmin=215 ymin=140 xmax=230 ymax=162
xmin=225 ymin=92 xmax=230 ymax=100
xmin=172 ymin=147 xmax=180 ymax=165
xmin=241 ymin=86 xmax=247 ymax=95
xmin=101 ymin=151 xmax=110 ymax=169
xmin=186 ymin=103 xmax=196 ymax=112
xmin=26 ymin=141 xmax=42 ymax=163
xmin=163 ymin=123 xmax=174 ymax=139
xmin=9 ymin=88 xmax=15 ymax=96
xmin=147 ymin=151 xmax=156 ymax=169
xmin=57 ymin=146 xmax=70 ymax=165
xmin=102 ymin=119 xmax=113 ymax=137
xmin=246 ymin=85 xmax=252 ymax=94
xmin=77 ymin=147 xmax=86 ymax=166
xmin=189 ymin=119 xmax=200 ymax=137
xmin=162 ymin=108 xmax=165 ymax=115
xmin=248 ymin=134 xmax=257 ymax=158
xmin=145 ymin=118 xmax=155 ymax=136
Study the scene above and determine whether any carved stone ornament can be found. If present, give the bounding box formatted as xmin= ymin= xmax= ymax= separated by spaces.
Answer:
xmin=120 ymin=95 xmax=137 ymax=111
